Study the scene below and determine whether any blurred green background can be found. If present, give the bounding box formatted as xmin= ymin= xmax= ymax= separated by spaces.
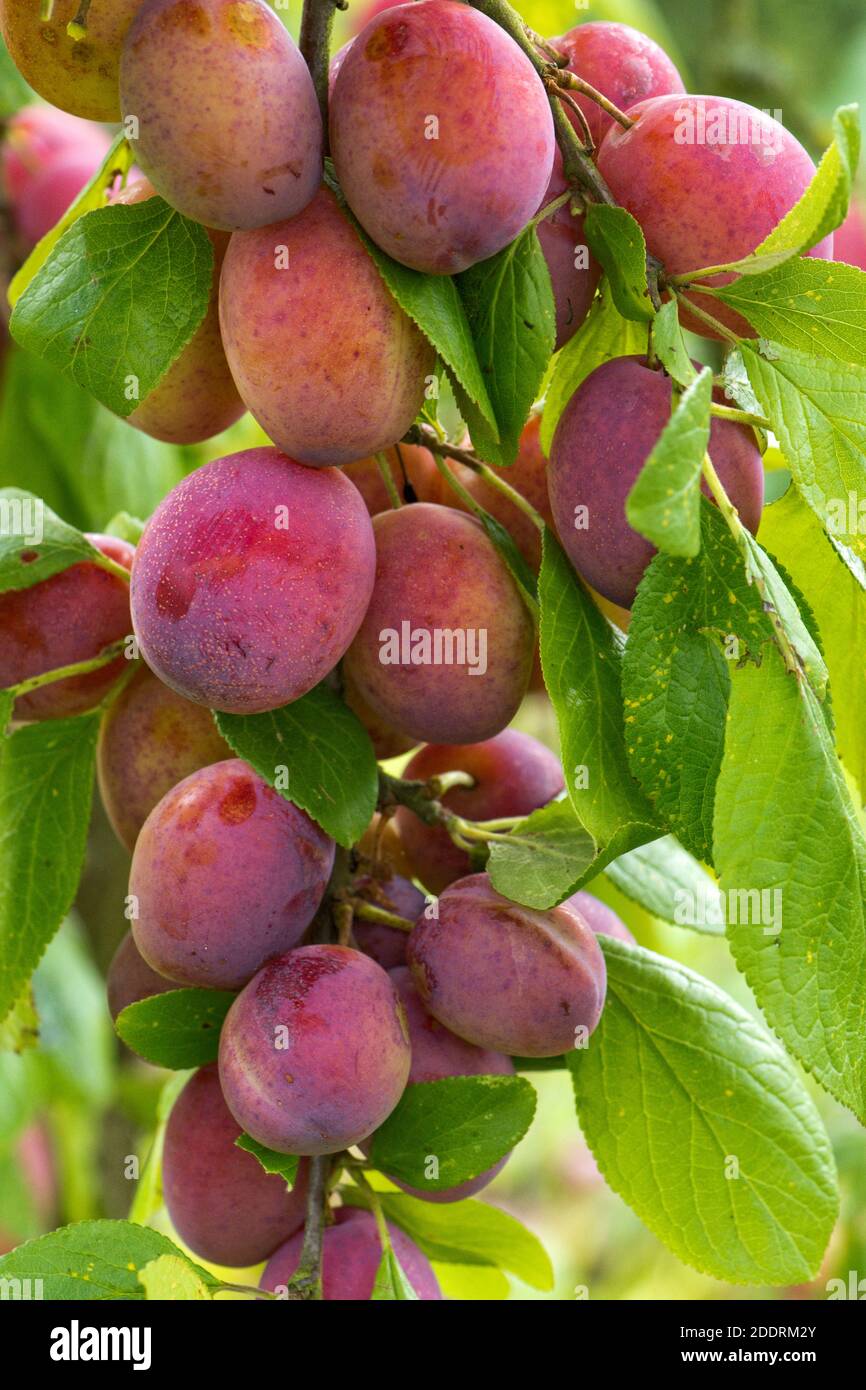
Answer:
xmin=1 ymin=0 xmax=865 ymax=1300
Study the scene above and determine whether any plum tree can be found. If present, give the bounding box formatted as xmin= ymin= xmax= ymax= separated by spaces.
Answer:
xmin=129 ymin=448 xmax=376 ymax=713
xmin=597 ymin=95 xmax=832 ymax=337
xmin=553 ymin=21 xmax=685 ymax=146
xmin=537 ymin=155 xmax=602 ymax=353
xmin=396 ymin=729 xmax=564 ymax=894
xmin=130 ymin=759 xmax=335 ymax=989
xmin=329 ymin=0 xmax=555 ymax=274
xmin=163 ymin=1065 xmax=310 ymax=1267
xmin=408 ymin=872 xmax=607 ymax=1056
xmin=352 ymin=873 xmax=425 ymax=969
xmin=0 ymin=0 xmax=140 ymax=121
xmin=548 ymin=355 xmax=765 ymax=607
xmin=106 ymin=931 xmax=176 ymax=1022
xmin=2 ymin=106 xmax=111 ymax=248
xmin=119 ymin=0 xmax=322 ymax=231
xmin=0 ymin=534 xmax=134 ymax=721
xmin=342 ymin=442 xmax=443 ymax=517
xmin=260 ymin=1207 xmax=441 ymax=1299
xmin=343 ymin=504 xmax=535 ymax=745
xmin=380 ymin=966 xmax=515 ymax=1201
xmin=110 ymin=177 xmax=245 ymax=444
xmin=219 ymin=945 xmax=411 ymax=1154
xmin=97 ymin=664 xmax=231 ymax=854
xmin=219 ymin=187 xmax=435 ymax=466
xmin=443 ymin=415 xmax=556 ymax=570
xmin=562 ymin=891 xmax=636 ymax=945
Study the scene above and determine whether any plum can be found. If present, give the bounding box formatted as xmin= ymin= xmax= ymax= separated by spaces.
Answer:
xmin=106 ymin=930 xmax=176 ymax=1021
xmin=130 ymin=759 xmax=335 ymax=989
xmin=553 ymin=21 xmax=685 ymax=146
xmin=0 ymin=0 xmax=140 ymax=121
xmin=120 ymin=0 xmax=322 ymax=231
xmin=408 ymin=872 xmax=607 ymax=1056
xmin=834 ymin=202 xmax=866 ymax=271
xmin=330 ymin=0 xmax=555 ymax=273
xmin=97 ymin=664 xmax=231 ymax=854
xmin=219 ymin=186 xmax=434 ymax=466
xmin=396 ymin=730 xmax=564 ymax=894
xmin=352 ymin=873 xmax=425 ymax=969
xmin=548 ymin=355 xmax=765 ymax=607
xmin=109 ymin=177 xmax=245 ymax=444
xmin=342 ymin=442 xmax=443 ymax=517
xmin=218 ymin=945 xmax=411 ymax=1154
xmin=0 ymin=533 xmax=134 ymax=721
xmin=260 ymin=1207 xmax=441 ymax=1299
xmin=163 ymin=1064 xmax=309 ymax=1267
xmin=536 ymin=151 xmax=602 ymax=351
xmin=2 ymin=105 xmax=111 ymax=248
xmin=445 ymin=415 xmax=556 ymax=571
xmin=342 ymin=671 xmax=416 ymax=762
xmin=129 ymin=447 xmax=376 ymax=714
xmin=378 ymin=966 xmax=514 ymax=1201
xmin=343 ymin=504 xmax=535 ymax=745
xmin=597 ymin=94 xmax=832 ymax=337
xmin=562 ymin=891 xmax=636 ymax=945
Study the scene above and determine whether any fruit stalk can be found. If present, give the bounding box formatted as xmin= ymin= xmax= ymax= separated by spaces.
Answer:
xmin=299 ymin=0 xmax=347 ymax=125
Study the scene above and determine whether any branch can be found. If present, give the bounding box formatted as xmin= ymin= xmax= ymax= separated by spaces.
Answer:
xmin=404 ymin=422 xmax=547 ymax=532
xmin=299 ymin=0 xmax=347 ymax=129
xmin=285 ymin=1156 xmax=331 ymax=1301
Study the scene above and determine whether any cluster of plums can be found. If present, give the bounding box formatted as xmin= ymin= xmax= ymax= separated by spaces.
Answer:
xmin=0 ymin=0 xmax=851 ymax=1298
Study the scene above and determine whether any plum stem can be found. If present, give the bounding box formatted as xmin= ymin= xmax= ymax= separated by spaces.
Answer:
xmin=672 ymin=289 xmax=742 ymax=345
xmin=524 ymin=27 xmax=569 ymax=67
xmin=67 ymin=0 xmax=91 ymax=40
xmin=299 ymin=0 xmax=347 ymax=128
xmin=710 ymin=402 xmax=770 ymax=431
xmin=285 ymin=1155 xmax=332 ymax=1301
xmin=405 ymin=423 xmax=547 ymax=532
xmin=554 ymin=71 xmax=636 ymax=131
xmin=345 ymin=898 xmax=416 ymax=933
xmin=375 ymin=452 xmax=402 ymax=509
xmin=428 ymin=770 xmax=477 ymax=796
xmin=5 ymin=637 xmax=128 ymax=700
xmin=549 ymin=85 xmax=595 ymax=153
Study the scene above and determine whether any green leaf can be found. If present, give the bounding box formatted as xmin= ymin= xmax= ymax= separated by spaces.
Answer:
xmin=584 ymin=204 xmax=654 ymax=322
xmin=104 ymin=512 xmax=146 ymax=545
xmin=741 ymin=343 xmax=866 ymax=561
xmin=650 ymin=300 xmax=697 ymax=387
xmin=487 ymin=798 xmax=596 ymax=908
xmin=754 ymin=105 xmax=860 ymax=262
xmin=369 ymin=1076 xmax=536 ymax=1191
xmin=0 ymin=1219 xmax=218 ymax=1299
xmin=0 ymin=40 xmax=34 ymax=118
xmin=9 ymin=133 xmax=136 ymax=307
xmin=714 ymin=650 xmax=866 ymax=1123
xmin=216 ymin=684 xmax=378 ymax=848
xmin=713 ymin=257 xmax=866 ymax=365
xmin=0 ymin=487 xmax=101 ymax=594
xmin=115 ymin=989 xmax=234 ymax=1069
xmin=129 ymin=1071 xmax=193 ymax=1227
xmin=570 ymin=939 xmax=838 ymax=1284
xmin=476 ymin=510 xmax=539 ymax=618
xmin=139 ymin=1253 xmax=212 ymax=1300
xmin=343 ymin=1189 xmax=554 ymax=1290
xmin=626 ymin=366 xmax=712 ymax=556
xmin=371 ymin=1245 xmax=420 ymax=1301
xmin=33 ymin=920 xmax=113 ymax=1106
xmin=0 ymin=716 xmax=98 ymax=1023
xmin=355 ymin=228 xmax=497 ymax=438
xmin=10 ymin=199 xmax=213 ymax=418
xmin=539 ymin=530 xmax=656 ymax=845
xmin=759 ymin=485 xmax=866 ymax=793
xmin=456 ymin=225 xmax=555 ymax=465
xmin=234 ymin=1135 xmax=299 ymax=1189
xmin=0 ymin=984 xmax=38 ymax=1054
xmin=605 ymin=836 xmax=724 ymax=936
xmin=541 ymin=283 xmax=647 ymax=453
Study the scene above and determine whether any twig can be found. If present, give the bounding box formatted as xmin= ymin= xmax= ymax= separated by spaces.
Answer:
xmin=299 ymin=0 xmax=347 ymax=128
xmin=285 ymin=1156 xmax=332 ymax=1301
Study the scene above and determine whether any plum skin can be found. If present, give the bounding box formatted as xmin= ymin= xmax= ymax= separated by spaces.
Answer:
xmin=343 ymin=504 xmax=535 ymax=746
xmin=408 ymin=872 xmax=607 ymax=1057
xmin=2 ymin=106 xmax=111 ymax=249
xmin=129 ymin=447 xmax=376 ymax=714
xmin=330 ymin=0 xmax=555 ymax=274
xmin=396 ymin=730 xmax=564 ymax=895
xmin=106 ymin=931 xmax=177 ymax=1022
xmin=219 ymin=187 xmax=434 ymax=467
xmin=537 ymin=151 xmax=602 ymax=352
xmin=563 ymin=892 xmax=636 ymax=945
xmin=163 ymin=1065 xmax=309 ymax=1268
xmin=377 ymin=966 xmax=515 ymax=1202
xmin=553 ymin=21 xmax=685 ymax=146
xmin=548 ymin=355 xmax=765 ymax=608
xmin=0 ymin=0 xmax=140 ymax=122
xmin=130 ymin=759 xmax=335 ymax=990
xmin=219 ymin=945 xmax=411 ymax=1155
xmin=97 ymin=664 xmax=231 ymax=854
xmin=120 ymin=0 xmax=322 ymax=231
xmin=0 ymin=534 xmax=134 ymax=721
xmin=352 ymin=873 xmax=425 ymax=969
xmin=597 ymin=94 xmax=833 ymax=337
xmin=261 ymin=1208 xmax=441 ymax=1299
xmin=444 ymin=415 xmax=556 ymax=572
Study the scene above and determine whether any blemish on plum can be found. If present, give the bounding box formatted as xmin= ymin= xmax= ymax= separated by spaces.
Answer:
xmin=365 ymin=22 xmax=409 ymax=60
xmin=218 ymin=776 xmax=257 ymax=825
